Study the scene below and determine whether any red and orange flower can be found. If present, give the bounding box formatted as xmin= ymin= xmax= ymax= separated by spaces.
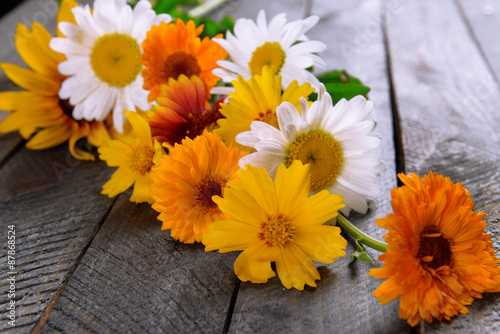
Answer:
xmin=147 ymin=74 xmax=222 ymax=148
xmin=370 ymin=172 xmax=500 ymax=326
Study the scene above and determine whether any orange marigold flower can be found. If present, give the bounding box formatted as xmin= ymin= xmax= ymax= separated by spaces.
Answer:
xmin=150 ymin=130 xmax=247 ymax=243
xmin=140 ymin=19 xmax=227 ymax=102
xmin=370 ymin=172 xmax=500 ymax=326
xmin=147 ymin=75 xmax=222 ymax=148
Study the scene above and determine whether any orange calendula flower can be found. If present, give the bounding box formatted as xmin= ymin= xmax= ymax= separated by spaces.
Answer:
xmin=0 ymin=0 xmax=112 ymax=161
xmin=370 ymin=172 xmax=500 ymax=326
xmin=147 ymin=75 xmax=222 ymax=148
xmin=140 ymin=18 xmax=227 ymax=102
xmin=202 ymin=160 xmax=347 ymax=290
xmin=150 ymin=130 xmax=247 ymax=243
xmin=99 ymin=110 xmax=164 ymax=204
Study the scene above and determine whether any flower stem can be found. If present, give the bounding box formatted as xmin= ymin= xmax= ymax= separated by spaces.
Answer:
xmin=337 ymin=214 xmax=387 ymax=253
xmin=189 ymin=0 xmax=230 ymax=18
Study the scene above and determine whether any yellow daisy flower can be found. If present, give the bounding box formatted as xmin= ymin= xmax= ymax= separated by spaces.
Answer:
xmin=0 ymin=0 xmax=112 ymax=161
xmin=202 ymin=160 xmax=347 ymax=290
xmin=99 ymin=110 xmax=164 ymax=204
xmin=216 ymin=66 xmax=314 ymax=147
xmin=150 ymin=130 xmax=247 ymax=243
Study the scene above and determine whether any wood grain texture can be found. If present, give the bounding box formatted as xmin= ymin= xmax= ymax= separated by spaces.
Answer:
xmin=226 ymin=0 xmax=406 ymax=333
xmin=386 ymin=0 xmax=500 ymax=331
xmin=0 ymin=145 xmax=115 ymax=333
xmin=41 ymin=193 xmax=239 ymax=334
xmin=457 ymin=0 xmax=500 ymax=82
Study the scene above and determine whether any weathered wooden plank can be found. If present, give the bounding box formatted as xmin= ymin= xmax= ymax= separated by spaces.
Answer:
xmin=0 ymin=145 xmax=115 ymax=333
xmin=40 ymin=194 xmax=240 ymax=333
xmin=225 ymin=0 xmax=405 ymax=333
xmin=386 ymin=0 xmax=500 ymax=331
xmin=457 ymin=0 xmax=500 ymax=83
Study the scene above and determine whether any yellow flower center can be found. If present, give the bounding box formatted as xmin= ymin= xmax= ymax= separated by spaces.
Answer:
xmin=128 ymin=145 xmax=155 ymax=175
xmin=194 ymin=176 xmax=225 ymax=213
xmin=416 ymin=226 xmax=452 ymax=270
xmin=90 ymin=33 xmax=142 ymax=87
xmin=163 ymin=52 xmax=201 ymax=80
xmin=256 ymin=109 xmax=279 ymax=129
xmin=260 ymin=214 xmax=294 ymax=248
xmin=248 ymin=42 xmax=285 ymax=76
xmin=286 ymin=130 xmax=343 ymax=192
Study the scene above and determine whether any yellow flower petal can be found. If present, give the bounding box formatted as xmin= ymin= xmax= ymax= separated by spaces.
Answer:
xmin=101 ymin=166 xmax=135 ymax=198
xmin=234 ymin=242 xmax=277 ymax=283
xmin=130 ymin=175 xmax=153 ymax=204
xmin=57 ymin=0 xmax=78 ymax=37
xmin=15 ymin=23 xmax=64 ymax=78
xmin=68 ymin=123 xmax=95 ymax=161
xmin=237 ymin=164 xmax=278 ymax=216
xmin=275 ymin=161 xmax=310 ymax=215
xmin=203 ymin=220 xmax=261 ymax=252
xmin=293 ymin=224 xmax=347 ymax=263
xmin=0 ymin=91 xmax=58 ymax=111
xmin=275 ymin=243 xmax=320 ymax=290
xmin=87 ymin=122 xmax=112 ymax=148
xmin=25 ymin=123 xmax=72 ymax=150
xmin=0 ymin=63 xmax=60 ymax=94
xmin=124 ymin=109 xmax=152 ymax=148
xmin=98 ymin=140 xmax=132 ymax=166
xmin=289 ymin=189 xmax=344 ymax=226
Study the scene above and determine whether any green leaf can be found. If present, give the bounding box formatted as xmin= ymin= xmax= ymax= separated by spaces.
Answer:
xmin=349 ymin=237 xmax=375 ymax=264
xmin=168 ymin=9 xmax=234 ymax=38
xmin=311 ymin=70 xmax=371 ymax=103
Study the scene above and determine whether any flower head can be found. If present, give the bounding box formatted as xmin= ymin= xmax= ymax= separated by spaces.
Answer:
xmin=213 ymin=10 xmax=326 ymax=91
xmin=216 ymin=65 xmax=314 ymax=147
xmin=150 ymin=131 xmax=247 ymax=243
xmin=141 ymin=18 xmax=227 ymax=102
xmin=236 ymin=86 xmax=386 ymax=215
xmin=370 ymin=172 xmax=500 ymax=326
xmin=202 ymin=160 xmax=347 ymax=290
xmin=99 ymin=110 xmax=164 ymax=203
xmin=0 ymin=0 xmax=112 ymax=160
xmin=147 ymin=75 xmax=221 ymax=148
xmin=50 ymin=0 xmax=171 ymax=133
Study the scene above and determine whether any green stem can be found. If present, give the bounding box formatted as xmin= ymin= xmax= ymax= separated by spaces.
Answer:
xmin=337 ymin=214 xmax=387 ymax=253
xmin=189 ymin=0 xmax=230 ymax=18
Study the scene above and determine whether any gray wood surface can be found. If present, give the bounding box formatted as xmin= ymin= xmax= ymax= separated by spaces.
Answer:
xmin=0 ymin=146 xmax=116 ymax=333
xmin=386 ymin=0 xmax=500 ymax=332
xmin=1 ymin=0 xmax=500 ymax=333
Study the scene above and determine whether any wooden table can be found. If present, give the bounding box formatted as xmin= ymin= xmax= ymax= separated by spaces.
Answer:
xmin=1 ymin=0 xmax=500 ymax=333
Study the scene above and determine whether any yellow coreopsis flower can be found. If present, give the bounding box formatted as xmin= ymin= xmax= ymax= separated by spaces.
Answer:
xmin=99 ymin=110 xmax=164 ymax=204
xmin=202 ymin=160 xmax=347 ymax=290
xmin=215 ymin=65 xmax=314 ymax=148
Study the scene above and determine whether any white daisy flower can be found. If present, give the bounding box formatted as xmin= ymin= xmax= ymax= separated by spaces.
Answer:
xmin=212 ymin=9 xmax=326 ymax=92
xmin=236 ymin=86 xmax=386 ymax=215
xmin=50 ymin=0 xmax=171 ymax=133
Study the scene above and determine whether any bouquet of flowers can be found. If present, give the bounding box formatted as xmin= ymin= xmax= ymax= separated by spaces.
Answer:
xmin=1 ymin=0 xmax=499 ymax=327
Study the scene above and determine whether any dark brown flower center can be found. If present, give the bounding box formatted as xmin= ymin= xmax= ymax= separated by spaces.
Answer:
xmin=59 ymin=98 xmax=76 ymax=120
xmin=185 ymin=108 xmax=223 ymax=139
xmin=416 ymin=226 xmax=452 ymax=270
xmin=193 ymin=176 xmax=225 ymax=213
xmin=163 ymin=52 xmax=201 ymax=80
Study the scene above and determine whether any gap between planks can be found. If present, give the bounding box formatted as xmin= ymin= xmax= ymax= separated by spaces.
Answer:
xmin=382 ymin=0 xmax=406 ymax=185
xmin=31 ymin=195 xmax=120 ymax=334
